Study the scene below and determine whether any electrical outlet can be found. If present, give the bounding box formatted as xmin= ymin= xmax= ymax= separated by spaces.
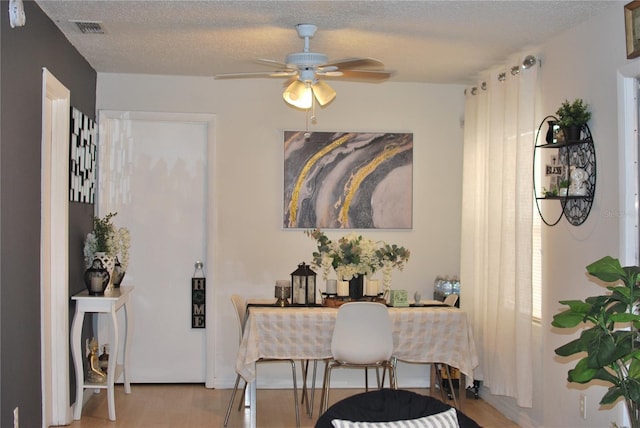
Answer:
xmin=580 ymin=394 xmax=587 ymax=419
xmin=13 ymin=406 xmax=19 ymax=428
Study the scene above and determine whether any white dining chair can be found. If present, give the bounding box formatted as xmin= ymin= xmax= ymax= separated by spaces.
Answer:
xmin=443 ymin=293 xmax=459 ymax=307
xmin=319 ymin=302 xmax=397 ymax=413
xmin=223 ymin=295 xmax=300 ymax=427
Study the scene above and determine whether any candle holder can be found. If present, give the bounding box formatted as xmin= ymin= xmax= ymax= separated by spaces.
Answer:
xmin=291 ymin=262 xmax=317 ymax=305
xmin=274 ymin=280 xmax=291 ymax=307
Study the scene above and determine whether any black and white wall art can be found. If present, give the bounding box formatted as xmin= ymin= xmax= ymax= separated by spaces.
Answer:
xmin=69 ymin=107 xmax=96 ymax=203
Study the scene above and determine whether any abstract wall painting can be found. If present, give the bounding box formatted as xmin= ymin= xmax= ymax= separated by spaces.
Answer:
xmin=69 ymin=107 xmax=96 ymax=203
xmin=284 ymin=131 xmax=413 ymax=229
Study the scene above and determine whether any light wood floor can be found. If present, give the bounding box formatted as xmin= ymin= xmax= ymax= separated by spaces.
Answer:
xmin=63 ymin=384 xmax=519 ymax=428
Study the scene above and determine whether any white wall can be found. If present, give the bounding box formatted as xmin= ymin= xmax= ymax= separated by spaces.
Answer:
xmin=477 ymin=3 xmax=631 ymax=427
xmin=96 ymin=76 xmax=466 ymax=388
xmin=540 ymin=3 xmax=627 ymax=428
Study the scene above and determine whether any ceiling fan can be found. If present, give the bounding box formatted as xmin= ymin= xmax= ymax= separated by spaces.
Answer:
xmin=214 ymin=24 xmax=393 ymax=110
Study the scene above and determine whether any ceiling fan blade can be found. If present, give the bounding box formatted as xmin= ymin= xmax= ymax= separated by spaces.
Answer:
xmin=316 ymin=65 xmax=339 ymax=73
xmin=256 ymin=58 xmax=291 ymax=69
xmin=325 ymin=69 xmax=393 ymax=82
xmin=322 ymin=58 xmax=384 ymax=70
xmin=214 ymin=70 xmax=297 ymax=79
xmin=317 ymin=71 xmax=343 ymax=77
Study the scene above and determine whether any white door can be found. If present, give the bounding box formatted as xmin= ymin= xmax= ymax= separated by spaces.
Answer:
xmin=98 ymin=111 xmax=216 ymax=383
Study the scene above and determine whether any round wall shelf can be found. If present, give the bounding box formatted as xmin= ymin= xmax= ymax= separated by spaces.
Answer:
xmin=533 ymin=115 xmax=596 ymax=226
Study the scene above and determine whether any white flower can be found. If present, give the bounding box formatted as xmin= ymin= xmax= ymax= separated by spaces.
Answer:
xmin=83 ymin=212 xmax=131 ymax=270
xmin=306 ymin=229 xmax=410 ymax=283
xmin=117 ymin=227 xmax=131 ymax=270
xmin=83 ymin=233 xmax=98 ymax=267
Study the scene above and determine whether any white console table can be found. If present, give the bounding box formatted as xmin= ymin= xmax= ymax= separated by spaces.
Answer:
xmin=71 ymin=286 xmax=134 ymax=421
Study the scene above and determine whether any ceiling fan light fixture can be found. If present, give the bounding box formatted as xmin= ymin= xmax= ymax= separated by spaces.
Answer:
xmin=283 ymin=80 xmax=313 ymax=109
xmin=215 ymin=23 xmax=391 ymax=113
xmin=311 ymin=80 xmax=336 ymax=106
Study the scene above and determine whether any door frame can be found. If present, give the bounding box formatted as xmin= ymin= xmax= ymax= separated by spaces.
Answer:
xmin=617 ymin=61 xmax=640 ymax=266
xmin=41 ymin=68 xmax=71 ymax=426
xmin=98 ymin=110 xmax=218 ymax=386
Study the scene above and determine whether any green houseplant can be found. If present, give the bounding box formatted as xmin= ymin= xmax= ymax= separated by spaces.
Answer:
xmin=555 ymin=98 xmax=592 ymax=141
xmin=552 ymin=256 xmax=640 ymax=428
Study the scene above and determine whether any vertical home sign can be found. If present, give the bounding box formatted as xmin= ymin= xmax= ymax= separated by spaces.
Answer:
xmin=191 ymin=275 xmax=206 ymax=328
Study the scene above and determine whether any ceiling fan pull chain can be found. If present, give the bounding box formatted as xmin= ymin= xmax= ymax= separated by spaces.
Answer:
xmin=304 ymin=108 xmax=310 ymax=139
xmin=311 ymin=95 xmax=317 ymax=124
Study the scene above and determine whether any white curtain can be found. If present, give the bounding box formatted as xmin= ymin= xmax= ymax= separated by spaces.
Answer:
xmin=460 ymin=54 xmax=538 ymax=407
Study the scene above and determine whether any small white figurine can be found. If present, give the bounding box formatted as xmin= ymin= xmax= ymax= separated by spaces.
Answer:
xmin=569 ymin=167 xmax=588 ymax=196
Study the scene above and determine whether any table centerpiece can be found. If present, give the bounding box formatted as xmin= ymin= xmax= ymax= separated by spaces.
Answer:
xmin=305 ymin=228 xmax=410 ymax=300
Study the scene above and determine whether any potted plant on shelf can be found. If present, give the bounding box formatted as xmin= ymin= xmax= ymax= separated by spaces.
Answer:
xmin=552 ymin=256 xmax=640 ymax=428
xmin=555 ymin=98 xmax=592 ymax=142
xmin=543 ymin=185 xmax=558 ymax=197
xmin=558 ymin=179 xmax=570 ymax=197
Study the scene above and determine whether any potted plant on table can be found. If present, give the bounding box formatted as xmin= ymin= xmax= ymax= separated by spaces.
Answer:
xmin=83 ymin=212 xmax=130 ymax=289
xmin=306 ymin=229 xmax=410 ymax=300
xmin=552 ymin=256 xmax=640 ymax=428
xmin=555 ymin=98 xmax=592 ymax=142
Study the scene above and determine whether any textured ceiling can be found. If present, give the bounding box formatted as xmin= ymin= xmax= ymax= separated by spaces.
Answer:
xmin=34 ymin=0 xmax=614 ymax=84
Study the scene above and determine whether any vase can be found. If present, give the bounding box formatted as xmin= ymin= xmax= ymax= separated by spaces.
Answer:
xmin=545 ymin=120 xmax=557 ymax=144
xmin=83 ymin=259 xmax=110 ymax=296
xmin=348 ymin=276 xmax=364 ymax=300
xmin=112 ymin=259 xmax=125 ymax=288
xmin=93 ymin=252 xmax=116 ymax=292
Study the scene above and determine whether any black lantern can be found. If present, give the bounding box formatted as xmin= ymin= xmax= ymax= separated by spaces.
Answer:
xmin=291 ymin=262 xmax=316 ymax=305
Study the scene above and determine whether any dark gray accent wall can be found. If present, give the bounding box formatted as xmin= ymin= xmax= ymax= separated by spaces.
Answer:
xmin=1 ymin=2 xmax=96 ymax=427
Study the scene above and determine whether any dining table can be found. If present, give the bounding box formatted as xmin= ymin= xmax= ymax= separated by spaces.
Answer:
xmin=235 ymin=299 xmax=479 ymax=427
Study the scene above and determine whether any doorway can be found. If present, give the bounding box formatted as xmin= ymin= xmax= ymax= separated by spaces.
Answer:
xmin=617 ymin=62 xmax=640 ymax=266
xmin=41 ymin=68 xmax=71 ymax=426
xmin=97 ymin=111 xmax=217 ymax=384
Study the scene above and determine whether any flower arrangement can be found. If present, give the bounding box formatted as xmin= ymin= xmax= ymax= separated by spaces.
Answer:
xmin=83 ymin=212 xmax=130 ymax=269
xmin=306 ymin=229 xmax=410 ymax=294
xmin=376 ymin=243 xmax=412 ymax=292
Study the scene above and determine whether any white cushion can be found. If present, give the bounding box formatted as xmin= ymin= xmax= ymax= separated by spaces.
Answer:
xmin=331 ymin=407 xmax=460 ymax=428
